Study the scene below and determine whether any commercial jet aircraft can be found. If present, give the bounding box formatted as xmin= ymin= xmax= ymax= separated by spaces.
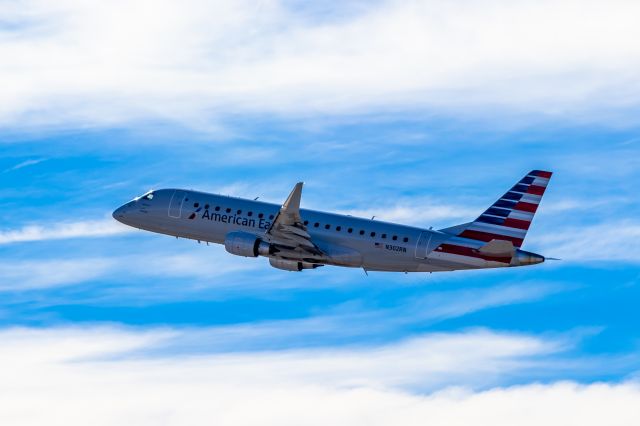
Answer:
xmin=113 ymin=170 xmax=552 ymax=272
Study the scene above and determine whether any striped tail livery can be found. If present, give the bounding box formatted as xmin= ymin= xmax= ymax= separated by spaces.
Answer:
xmin=437 ymin=170 xmax=552 ymax=268
xmin=459 ymin=170 xmax=552 ymax=248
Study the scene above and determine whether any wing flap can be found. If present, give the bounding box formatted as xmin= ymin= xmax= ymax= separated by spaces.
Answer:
xmin=265 ymin=182 xmax=324 ymax=256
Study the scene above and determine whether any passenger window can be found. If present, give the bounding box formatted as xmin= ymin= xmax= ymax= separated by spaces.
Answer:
xmin=370 ymin=232 xmax=376 ymax=237
xmin=359 ymin=230 xmax=365 ymax=235
xmin=194 ymin=203 xmax=199 ymax=208
xmin=269 ymin=214 xmax=274 ymax=220
xmin=325 ymin=224 xmax=330 ymax=230
xmin=403 ymin=237 xmax=409 ymax=243
xmin=258 ymin=213 xmax=263 ymax=218
xmin=348 ymin=228 xmax=353 ymax=233
xmin=336 ymin=226 xmax=341 ymax=231
xmin=381 ymin=233 xmax=387 ymax=239
xmin=226 ymin=208 xmax=231 ymax=213
xmin=237 ymin=210 xmax=242 ymax=215
xmin=304 ymin=220 xmax=309 ymax=225
xmin=205 ymin=204 xmax=210 ymax=209
xmin=248 ymin=211 xmax=253 ymax=217
xmin=314 ymin=222 xmax=320 ymax=228
xmin=215 ymin=206 xmax=220 ymax=211
xmin=392 ymin=235 xmax=397 ymax=241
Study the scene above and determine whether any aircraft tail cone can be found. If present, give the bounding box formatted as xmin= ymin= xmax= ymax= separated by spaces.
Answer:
xmin=511 ymin=249 xmax=545 ymax=266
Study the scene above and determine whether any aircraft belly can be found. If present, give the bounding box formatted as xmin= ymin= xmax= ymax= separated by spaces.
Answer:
xmin=360 ymin=248 xmax=422 ymax=272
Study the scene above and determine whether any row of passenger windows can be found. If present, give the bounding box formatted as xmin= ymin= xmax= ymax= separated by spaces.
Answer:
xmin=303 ymin=220 xmax=409 ymax=242
xmin=191 ymin=201 xmax=410 ymax=243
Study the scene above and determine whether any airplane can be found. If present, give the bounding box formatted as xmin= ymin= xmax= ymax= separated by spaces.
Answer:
xmin=113 ymin=170 xmax=552 ymax=273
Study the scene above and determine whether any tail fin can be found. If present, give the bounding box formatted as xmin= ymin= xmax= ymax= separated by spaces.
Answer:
xmin=443 ymin=170 xmax=552 ymax=248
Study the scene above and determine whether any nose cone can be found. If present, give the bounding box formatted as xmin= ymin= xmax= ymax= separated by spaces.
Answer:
xmin=511 ymin=249 xmax=545 ymax=266
xmin=112 ymin=203 xmax=131 ymax=225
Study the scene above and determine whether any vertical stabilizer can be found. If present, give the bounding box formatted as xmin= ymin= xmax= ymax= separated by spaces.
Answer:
xmin=447 ymin=170 xmax=552 ymax=248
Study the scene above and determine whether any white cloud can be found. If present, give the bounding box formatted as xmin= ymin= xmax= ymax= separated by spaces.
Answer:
xmin=405 ymin=282 xmax=564 ymax=321
xmin=0 ymin=246 xmax=258 ymax=292
xmin=0 ymin=326 xmax=638 ymax=425
xmin=2 ymin=0 xmax=640 ymax=132
xmin=0 ymin=258 xmax=115 ymax=290
xmin=158 ymin=282 xmax=566 ymax=350
xmin=339 ymin=200 xmax=479 ymax=227
xmin=0 ymin=217 xmax=132 ymax=244
xmin=532 ymin=221 xmax=640 ymax=263
xmin=3 ymin=158 xmax=47 ymax=172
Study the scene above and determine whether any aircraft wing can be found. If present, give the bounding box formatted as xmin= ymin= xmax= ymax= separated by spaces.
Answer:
xmin=264 ymin=182 xmax=324 ymax=256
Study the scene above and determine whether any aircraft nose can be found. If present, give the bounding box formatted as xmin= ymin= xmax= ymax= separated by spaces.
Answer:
xmin=112 ymin=204 xmax=129 ymax=224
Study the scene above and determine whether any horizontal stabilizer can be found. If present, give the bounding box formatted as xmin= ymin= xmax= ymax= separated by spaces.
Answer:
xmin=478 ymin=239 xmax=515 ymax=257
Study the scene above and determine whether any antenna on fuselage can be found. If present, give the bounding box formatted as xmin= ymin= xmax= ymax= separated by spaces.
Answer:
xmin=371 ymin=215 xmax=375 ymax=220
xmin=254 ymin=197 xmax=259 ymax=200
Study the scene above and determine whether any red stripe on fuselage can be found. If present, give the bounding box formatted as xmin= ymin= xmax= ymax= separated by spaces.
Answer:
xmin=437 ymin=244 xmax=512 ymax=263
xmin=459 ymin=230 xmax=524 ymax=247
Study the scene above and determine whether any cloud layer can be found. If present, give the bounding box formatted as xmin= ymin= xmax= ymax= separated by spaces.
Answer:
xmin=2 ymin=0 xmax=640 ymax=131
xmin=0 ymin=326 xmax=638 ymax=426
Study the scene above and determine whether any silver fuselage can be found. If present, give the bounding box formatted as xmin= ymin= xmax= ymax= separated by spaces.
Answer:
xmin=113 ymin=188 xmax=543 ymax=272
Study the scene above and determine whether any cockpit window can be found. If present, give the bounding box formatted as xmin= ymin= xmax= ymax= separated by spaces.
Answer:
xmin=139 ymin=191 xmax=154 ymax=200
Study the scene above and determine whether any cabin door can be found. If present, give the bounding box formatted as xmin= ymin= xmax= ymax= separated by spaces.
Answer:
xmin=415 ymin=231 xmax=432 ymax=259
xmin=168 ymin=190 xmax=186 ymax=218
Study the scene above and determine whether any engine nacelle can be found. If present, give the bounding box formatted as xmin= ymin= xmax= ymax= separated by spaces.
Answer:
xmin=224 ymin=231 xmax=271 ymax=257
xmin=269 ymin=258 xmax=322 ymax=272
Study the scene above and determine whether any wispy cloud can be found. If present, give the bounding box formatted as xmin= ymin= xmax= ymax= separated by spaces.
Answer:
xmin=0 ymin=218 xmax=132 ymax=244
xmin=152 ymin=281 xmax=567 ymax=351
xmin=0 ymin=258 xmax=115 ymax=290
xmin=3 ymin=157 xmax=46 ymax=172
xmin=339 ymin=200 xmax=479 ymax=227
xmin=0 ymin=244 xmax=260 ymax=293
xmin=533 ymin=221 xmax=640 ymax=263
xmin=0 ymin=326 xmax=637 ymax=425
xmin=2 ymin=0 xmax=640 ymax=132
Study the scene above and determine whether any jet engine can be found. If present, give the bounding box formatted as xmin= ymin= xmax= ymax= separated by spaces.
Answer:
xmin=269 ymin=258 xmax=322 ymax=272
xmin=224 ymin=231 xmax=272 ymax=257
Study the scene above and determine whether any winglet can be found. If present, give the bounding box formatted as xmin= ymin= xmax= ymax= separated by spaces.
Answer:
xmin=282 ymin=182 xmax=303 ymax=213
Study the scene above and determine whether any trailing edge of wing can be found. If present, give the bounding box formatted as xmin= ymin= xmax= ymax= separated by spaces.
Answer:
xmin=266 ymin=182 xmax=323 ymax=255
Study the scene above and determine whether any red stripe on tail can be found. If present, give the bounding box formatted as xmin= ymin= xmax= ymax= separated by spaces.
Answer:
xmin=502 ymin=218 xmax=531 ymax=230
xmin=513 ymin=201 xmax=538 ymax=213
xmin=459 ymin=230 xmax=524 ymax=247
xmin=527 ymin=185 xmax=546 ymax=196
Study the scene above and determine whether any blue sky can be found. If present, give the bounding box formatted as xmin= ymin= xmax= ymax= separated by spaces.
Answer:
xmin=1 ymin=0 xmax=640 ymax=424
